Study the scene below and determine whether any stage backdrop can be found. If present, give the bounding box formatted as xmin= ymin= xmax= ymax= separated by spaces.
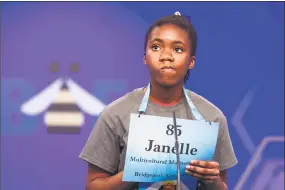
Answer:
xmin=1 ymin=2 xmax=284 ymax=190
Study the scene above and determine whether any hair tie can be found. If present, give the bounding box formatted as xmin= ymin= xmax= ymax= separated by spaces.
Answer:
xmin=174 ymin=11 xmax=181 ymax=16
xmin=174 ymin=11 xmax=191 ymax=21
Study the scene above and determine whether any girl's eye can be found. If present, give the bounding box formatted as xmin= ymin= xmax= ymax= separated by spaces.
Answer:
xmin=174 ymin=47 xmax=183 ymax=53
xmin=152 ymin=45 xmax=161 ymax=51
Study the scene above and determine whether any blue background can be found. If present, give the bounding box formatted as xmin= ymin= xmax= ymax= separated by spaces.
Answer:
xmin=1 ymin=2 xmax=284 ymax=190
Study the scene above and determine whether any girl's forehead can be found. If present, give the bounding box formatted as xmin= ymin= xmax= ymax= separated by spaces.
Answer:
xmin=151 ymin=24 xmax=187 ymax=36
xmin=148 ymin=24 xmax=189 ymax=44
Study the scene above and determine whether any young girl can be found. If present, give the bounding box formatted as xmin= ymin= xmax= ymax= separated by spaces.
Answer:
xmin=80 ymin=11 xmax=237 ymax=190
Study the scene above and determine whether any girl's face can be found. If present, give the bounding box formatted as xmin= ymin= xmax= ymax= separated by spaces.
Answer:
xmin=144 ymin=24 xmax=195 ymax=88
